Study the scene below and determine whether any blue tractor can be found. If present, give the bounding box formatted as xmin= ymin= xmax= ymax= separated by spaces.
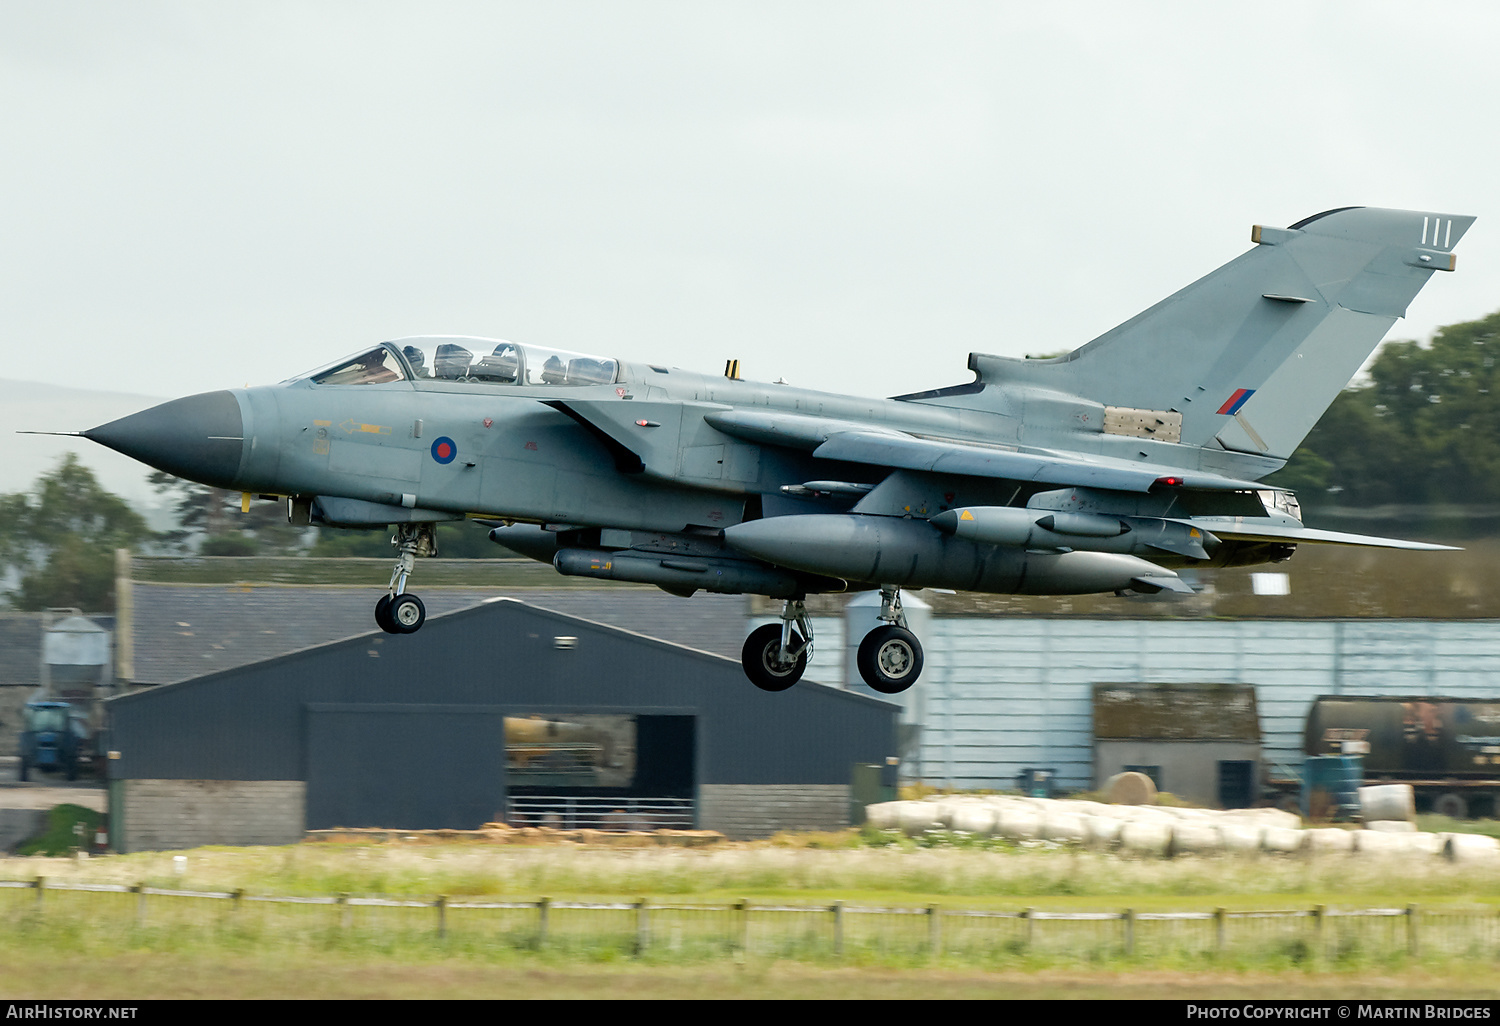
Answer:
xmin=18 ymin=701 xmax=85 ymax=782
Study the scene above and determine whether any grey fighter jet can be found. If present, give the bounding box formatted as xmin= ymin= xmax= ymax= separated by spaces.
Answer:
xmin=76 ymin=206 xmax=1472 ymax=694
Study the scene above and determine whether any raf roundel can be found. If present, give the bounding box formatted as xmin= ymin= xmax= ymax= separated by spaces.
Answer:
xmin=430 ymin=436 xmax=457 ymax=464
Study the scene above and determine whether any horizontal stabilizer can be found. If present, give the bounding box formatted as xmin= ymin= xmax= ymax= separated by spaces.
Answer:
xmin=1186 ymin=518 xmax=1459 ymax=551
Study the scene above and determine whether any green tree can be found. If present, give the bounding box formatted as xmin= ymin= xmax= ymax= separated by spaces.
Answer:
xmin=1269 ymin=309 xmax=1500 ymax=514
xmin=0 ymin=454 xmax=153 ymax=611
xmin=149 ymin=472 xmax=305 ymax=556
xmin=307 ymin=520 xmax=512 ymax=558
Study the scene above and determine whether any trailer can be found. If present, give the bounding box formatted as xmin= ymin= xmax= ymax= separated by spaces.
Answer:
xmin=1285 ymin=696 xmax=1500 ymax=819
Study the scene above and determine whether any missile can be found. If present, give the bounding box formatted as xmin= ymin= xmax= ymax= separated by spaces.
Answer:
xmin=554 ymin=548 xmax=830 ymax=599
xmin=722 ymin=514 xmax=1191 ymax=595
xmin=929 ymin=506 xmax=1214 ymax=560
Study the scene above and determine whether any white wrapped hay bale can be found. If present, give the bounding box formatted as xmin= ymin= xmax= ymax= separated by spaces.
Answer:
xmin=949 ymin=804 xmax=998 ymax=836
xmin=1038 ymin=812 xmax=1089 ymax=844
xmin=1443 ymin=832 xmax=1500 ymax=863
xmin=1261 ymin=826 xmax=1305 ymax=853
xmin=1083 ymin=804 xmax=1142 ymax=821
xmin=1064 ymin=800 xmax=1110 ymax=816
xmin=1303 ymin=828 xmax=1356 ymax=854
xmin=1119 ymin=820 xmax=1173 ymax=857
xmin=1404 ymin=831 xmax=1446 ymax=856
xmin=897 ymin=801 xmax=944 ymax=836
xmin=1169 ymin=822 xmax=1224 ymax=856
xmin=863 ymin=801 xmax=903 ymax=831
xmin=1354 ymin=830 xmax=1428 ymax=856
xmin=923 ymin=797 xmax=961 ymax=828
xmin=1082 ymin=815 xmax=1124 ymax=848
xmin=1228 ymin=808 xmax=1303 ymax=831
xmin=994 ymin=805 xmax=1042 ymax=840
xmin=1218 ymin=824 xmax=1264 ymax=854
xmin=1359 ymin=784 xmax=1416 ymax=824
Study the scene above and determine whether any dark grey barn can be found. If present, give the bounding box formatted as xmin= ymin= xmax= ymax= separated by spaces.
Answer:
xmin=104 ymin=598 xmax=898 ymax=851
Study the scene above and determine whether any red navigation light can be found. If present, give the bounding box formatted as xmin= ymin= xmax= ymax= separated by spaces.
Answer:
xmin=1155 ymin=475 xmax=1185 ymax=487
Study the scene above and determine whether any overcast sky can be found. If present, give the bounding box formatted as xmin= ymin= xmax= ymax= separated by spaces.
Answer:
xmin=4 ymin=1 xmax=1499 ymax=414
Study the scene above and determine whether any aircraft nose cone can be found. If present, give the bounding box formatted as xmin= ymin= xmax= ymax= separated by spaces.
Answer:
xmin=84 ymin=390 xmax=246 ymax=489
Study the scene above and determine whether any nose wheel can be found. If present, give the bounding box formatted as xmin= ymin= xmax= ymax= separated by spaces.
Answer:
xmin=376 ymin=593 xmax=427 ymax=634
xmin=375 ymin=523 xmax=435 ymax=635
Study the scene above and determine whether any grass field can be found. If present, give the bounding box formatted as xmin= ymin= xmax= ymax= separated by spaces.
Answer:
xmin=3 ymin=831 xmax=1499 ymax=999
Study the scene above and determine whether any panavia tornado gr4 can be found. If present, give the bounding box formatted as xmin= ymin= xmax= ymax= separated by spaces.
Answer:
xmin=77 ymin=207 xmax=1471 ymax=694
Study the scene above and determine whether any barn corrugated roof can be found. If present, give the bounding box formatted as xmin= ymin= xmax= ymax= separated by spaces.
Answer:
xmin=1092 ymin=682 xmax=1261 ymax=741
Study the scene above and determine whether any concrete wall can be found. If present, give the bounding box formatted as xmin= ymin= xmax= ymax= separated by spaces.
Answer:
xmin=114 ymin=779 xmax=305 ymax=853
xmin=698 ymin=784 xmax=850 ymax=840
xmin=0 ymin=808 xmax=46 ymax=853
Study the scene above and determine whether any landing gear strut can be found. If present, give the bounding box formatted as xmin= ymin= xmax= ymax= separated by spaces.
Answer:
xmin=375 ymin=523 xmax=436 ymax=634
xmin=856 ymin=585 xmax=923 ymax=694
xmin=741 ymin=597 xmax=813 ymax=691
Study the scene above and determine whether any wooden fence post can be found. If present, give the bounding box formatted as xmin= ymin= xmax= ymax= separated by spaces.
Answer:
xmin=635 ymin=899 xmax=649 ymax=957
xmin=832 ymin=901 xmax=845 ymax=957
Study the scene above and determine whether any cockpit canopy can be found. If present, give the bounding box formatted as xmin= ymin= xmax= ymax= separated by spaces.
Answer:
xmin=297 ymin=337 xmax=618 ymax=388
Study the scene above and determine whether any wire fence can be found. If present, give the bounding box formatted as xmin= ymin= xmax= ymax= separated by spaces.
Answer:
xmin=5 ymin=876 xmax=1500 ymax=964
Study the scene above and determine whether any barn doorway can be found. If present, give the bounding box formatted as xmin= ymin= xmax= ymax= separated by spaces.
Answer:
xmin=505 ymin=714 xmax=696 ymax=829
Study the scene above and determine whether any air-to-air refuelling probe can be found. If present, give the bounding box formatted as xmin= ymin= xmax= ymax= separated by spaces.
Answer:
xmin=73 ymin=207 xmax=1472 ymax=694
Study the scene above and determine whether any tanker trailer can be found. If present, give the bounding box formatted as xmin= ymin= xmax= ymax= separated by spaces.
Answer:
xmin=1302 ymin=697 xmax=1500 ymax=819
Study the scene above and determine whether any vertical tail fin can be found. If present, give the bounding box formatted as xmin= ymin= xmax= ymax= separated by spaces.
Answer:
xmin=965 ymin=207 xmax=1474 ymax=459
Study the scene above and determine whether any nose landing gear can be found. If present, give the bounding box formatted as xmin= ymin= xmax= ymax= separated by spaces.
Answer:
xmin=375 ymin=523 xmax=436 ymax=634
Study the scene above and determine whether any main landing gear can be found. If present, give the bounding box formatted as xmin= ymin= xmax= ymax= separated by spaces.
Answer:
xmin=374 ymin=523 xmax=435 ymax=635
xmin=742 ymin=598 xmax=814 ymax=692
xmin=739 ymin=585 xmax=925 ymax=695
xmin=856 ymin=586 xmax=923 ymax=695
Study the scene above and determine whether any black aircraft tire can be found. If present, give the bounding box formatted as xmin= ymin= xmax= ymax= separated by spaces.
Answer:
xmin=742 ymin=624 xmax=806 ymax=692
xmin=389 ymin=594 xmax=427 ymax=634
xmin=375 ymin=596 xmax=399 ymax=634
xmin=857 ymin=625 xmax=924 ymax=694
